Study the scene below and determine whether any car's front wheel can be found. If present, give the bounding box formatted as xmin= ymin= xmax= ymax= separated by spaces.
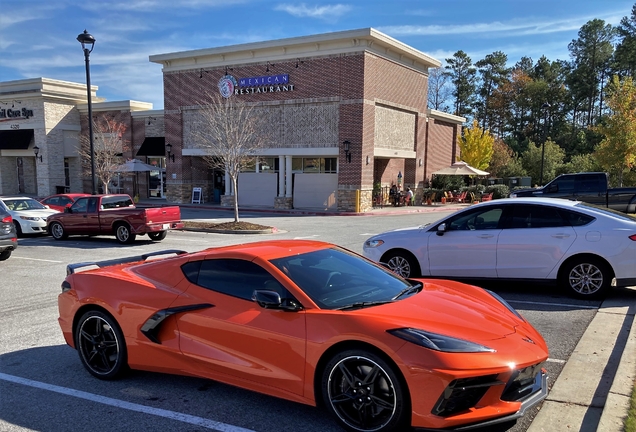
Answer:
xmin=49 ymin=222 xmax=68 ymax=240
xmin=148 ymin=231 xmax=167 ymax=241
xmin=75 ymin=310 xmax=127 ymax=380
xmin=383 ymin=250 xmax=420 ymax=278
xmin=115 ymin=223 xmax=136 ymax=244
xmin=559 ymin=256 xmax=612 ymax=299
xmin=322 ymin=349 xmax=409 ymax=432
xmin=13 ymin=221 xmax=22 ymax=237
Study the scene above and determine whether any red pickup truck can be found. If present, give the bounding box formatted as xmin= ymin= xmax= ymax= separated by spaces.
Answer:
xmin=47 ymin=194 xmax=184 ymax=244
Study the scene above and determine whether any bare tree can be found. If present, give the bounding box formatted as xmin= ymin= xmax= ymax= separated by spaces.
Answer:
xmin=191 ymin=93 xmax=272 ymax=222
xmin=427 ymin=67 xmax=452 ymax=112
xmin=78 ymin=117 xmax=129 ymax=194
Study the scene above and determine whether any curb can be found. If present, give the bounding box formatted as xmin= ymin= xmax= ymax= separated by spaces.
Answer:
xmin=179 ymin=227 xmax=277 ymax=234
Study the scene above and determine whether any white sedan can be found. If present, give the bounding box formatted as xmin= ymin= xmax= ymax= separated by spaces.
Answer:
xmin=0 ymin=197 xmax=59 ymax=236
xmin=363 ymin=197 xmax=636 ymax=299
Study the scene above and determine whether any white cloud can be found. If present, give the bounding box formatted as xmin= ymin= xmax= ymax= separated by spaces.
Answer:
xmin=274 ymin=3 xmax=351 ymax=20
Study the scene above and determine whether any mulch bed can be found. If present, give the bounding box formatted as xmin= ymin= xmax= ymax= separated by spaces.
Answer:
xmin=182 ymin=221 xmax=272 ymax=231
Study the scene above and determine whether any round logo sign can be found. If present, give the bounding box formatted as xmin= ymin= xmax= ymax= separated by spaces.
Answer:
xmin=218 ymin=75 xmax=238 ymax=98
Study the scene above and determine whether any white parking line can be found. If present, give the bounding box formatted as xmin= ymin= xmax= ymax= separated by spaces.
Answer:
xmin=506 ymin=299 xmax=598 ymax=309
xmin=0 ymin=373 xmax=255 ymax=432
xmin=10 ymin=257 xmax=63 ymax=263
xmin=546 ymin=358 xmax=567 ymax=364
xmin=293 ymin=235 xmax=320 ymax=239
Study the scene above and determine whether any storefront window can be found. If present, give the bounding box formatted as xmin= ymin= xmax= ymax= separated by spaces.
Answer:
xmin=291 ymin=157 xmax=337 ymax=173
xmin=147 ymin=157 xmax=165 ymax=198
xmin=259 ymin=157 xmax=278 ymax=173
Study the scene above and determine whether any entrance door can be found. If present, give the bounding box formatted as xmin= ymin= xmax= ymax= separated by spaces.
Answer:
xmin=147 ymin=157 xmax=165 ymax=198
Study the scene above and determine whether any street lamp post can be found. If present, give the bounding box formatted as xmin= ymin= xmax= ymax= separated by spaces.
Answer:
xmin=77 ymin=30 xmax=97 ymax=194
xmin=539 ymin=102 xmax=551 ymax=186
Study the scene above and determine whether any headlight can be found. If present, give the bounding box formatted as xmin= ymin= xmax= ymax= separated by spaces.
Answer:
xmin=364 ymin=239 xmax=384 ymax=248
xmin=388 ymin=328 xmax=495 ymax=353
xmin=485 ymin=289 xmax=525 ymax=321
xmin=20 ymin=216 xmax=41 ymax=221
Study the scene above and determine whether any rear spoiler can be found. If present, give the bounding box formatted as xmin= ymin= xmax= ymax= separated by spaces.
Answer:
xmin=66 ymin=249 xmax=187 ymax=275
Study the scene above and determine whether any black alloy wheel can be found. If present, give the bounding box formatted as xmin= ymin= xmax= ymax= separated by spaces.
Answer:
xmin=13 ymin=221 xmax=22 ymax=237
xmin=75 ymin=310 xmax=127 ymax=380
xmin=148 ymin=230 xmax=167 ymax=241
xmin=384 ymin=251 xmax=420 ymax=278
xmin=322 ymin=350 xmax=408 ymax=432
xmin=559 ymin=256 xmax=612 ymax=299
xmin=49 ymin=222 xmax=68 ymax=240
xmin=115 ymin=223 xmax=136 ymax=244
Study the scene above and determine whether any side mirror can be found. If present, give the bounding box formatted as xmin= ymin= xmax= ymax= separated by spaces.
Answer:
xmin=64 ymin=207 xmax=72 ymax=213
xmin=252 ymin=290 xmax=301 ymax=311
xmin=436 ymin=223 xmax=447 ymax=236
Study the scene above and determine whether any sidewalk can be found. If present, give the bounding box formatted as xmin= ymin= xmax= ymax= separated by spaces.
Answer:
xmin=143 ymin=198 xmax=636 ymax=431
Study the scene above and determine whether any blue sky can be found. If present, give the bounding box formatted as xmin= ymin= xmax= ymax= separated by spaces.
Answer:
xmin=1 ymin=0 xmax=633 ymax=109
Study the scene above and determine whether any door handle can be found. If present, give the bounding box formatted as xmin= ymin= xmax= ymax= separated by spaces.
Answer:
xmin=551 ymin=234 xmax=570 ymax=239
xmin=477 ymin=234 xmax=494 ymax=239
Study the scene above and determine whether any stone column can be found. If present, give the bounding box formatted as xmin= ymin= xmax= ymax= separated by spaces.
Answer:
xmin=224 ymin=171 xmax=231 ymax=195
xmin=285 ymin=156 xmax=292 ymax=197
xmin=278 ymin=155 xmax=285 ymax=197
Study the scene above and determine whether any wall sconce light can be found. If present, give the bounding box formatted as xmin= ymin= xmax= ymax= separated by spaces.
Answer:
xmin=33 ymin=146 xmax=43 ymax=162
xmin=225 ymin=66 xmax=233 ymax=75
xmin=295 ymin=58 xmax=304 ymax=68
xmin=366 ymin=155 xmax=370 ymax=165
xmin=266 ymin=61 xmax=274 ymax=72
xmin=165 ymin=143 xmax=175 ymax=162
xmin=419 ymin=158 xmax=423 ymax=167
xmin=342 ymin=140 xmax=352 ymax=163
xmin=147 ymin=116 xmax=156 ymax=125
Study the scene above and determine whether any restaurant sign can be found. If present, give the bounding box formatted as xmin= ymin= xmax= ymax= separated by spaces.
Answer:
xmin=218 ymin=74 xmax=294 ymax=98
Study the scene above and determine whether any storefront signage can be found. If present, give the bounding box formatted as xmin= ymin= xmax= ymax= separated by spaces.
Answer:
xmin=218 ymin=74 xmax=294 ymax=98
xmin=0 ymin=107 xmax=34 ymax=120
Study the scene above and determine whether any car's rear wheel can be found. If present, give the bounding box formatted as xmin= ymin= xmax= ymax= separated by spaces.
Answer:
xmin=559 ymin=256 xmax=612 ymax=299
xmin=115 ymin=223 xmax=136 ymax=244
xmin=322 ymin=350 xmax=409 ymax=432
xmin=13 ymin=221 xmax=22 ymax=237
xmin=383 ymin=250 xmax=420 ymax=278
xmin=75 ymin=310 xmax=127 ymax=380
xmin=0 ymin=250 xmax=11 ymax=261
xmin=49 ymin=222 xmax=68 ymax=240
xmin=148 ymin=230 xmax=167 ymax=241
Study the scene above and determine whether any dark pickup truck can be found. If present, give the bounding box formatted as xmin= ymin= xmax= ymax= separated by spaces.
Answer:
xmin=510 ymin=172 xmax=636 ymax=214
xmin=47 ymin=194 xmax=184 ymax=244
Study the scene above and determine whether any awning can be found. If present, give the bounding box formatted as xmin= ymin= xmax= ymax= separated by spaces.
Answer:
xmin=136 ymin=137 xmax=166 ymax=157
xmin=0 ymin=129 xmax=34 ymax=150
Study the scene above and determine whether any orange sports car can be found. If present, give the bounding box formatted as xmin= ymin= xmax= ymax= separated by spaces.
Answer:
xmin=58 ymin=240 xmax=548 ymax=432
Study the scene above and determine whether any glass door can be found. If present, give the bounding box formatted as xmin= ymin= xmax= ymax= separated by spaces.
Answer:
xmin=147 ymin=157 xmax=166 ymax=198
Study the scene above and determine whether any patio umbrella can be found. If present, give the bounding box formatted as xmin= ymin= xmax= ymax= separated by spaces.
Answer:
xmin=432 ymin=161 xmax=489 ymax=176
xmin=112 ymin=159 xmax=159 ymax=198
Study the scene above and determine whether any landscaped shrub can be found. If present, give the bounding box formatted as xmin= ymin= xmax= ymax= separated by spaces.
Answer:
xmin=485 ymin=184 xmax=510 ymax=199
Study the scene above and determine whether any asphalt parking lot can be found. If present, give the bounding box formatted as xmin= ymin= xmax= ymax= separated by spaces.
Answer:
xmin=0 ymin=209 xmax=633 ymax=432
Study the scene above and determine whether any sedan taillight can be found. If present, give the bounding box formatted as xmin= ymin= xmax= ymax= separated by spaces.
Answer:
xmin=629 ymin=234 xmax=636 ymax=241
xmin=1 ymin=215 xmax=12 ymax=223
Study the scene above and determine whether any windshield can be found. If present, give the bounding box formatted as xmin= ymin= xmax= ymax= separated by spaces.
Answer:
xmin=575 ymin=202 xmax=636 ymax=222
xmin=1 ymin=199 xmax=47 ymax=211
xmin=270 ymin=247 xmax=415 ymax=310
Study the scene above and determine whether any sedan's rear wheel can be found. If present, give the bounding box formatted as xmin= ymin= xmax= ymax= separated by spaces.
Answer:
xmin=0 ymin=250 xmax=11 ymax=261
xmin=49 ymin=222 xmax=68 ymax=240
xmin=148 ymin=230 xmax=167 ymax=241
xmin=559 ymin=256 xmax=612 ymax=299
xmin=115 ymin=223 xmax=136 ymax=244
xmin=322 ymin=350 xmax=409 ymax=432
xmin=384 ymin=251 xmax=420 ymax=278
xmin=75 ymin=310 xmax=127 ymax=380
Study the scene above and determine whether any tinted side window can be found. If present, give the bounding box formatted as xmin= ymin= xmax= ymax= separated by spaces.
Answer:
xmin=509 ymin=205 xmax=567 ymax=228
xmin=559 ymin=209 xmax=595 ymax=226
xmin=101 ymin=196 xmax=134 ymax=209
xmin=59 ymin=197 xmax=73 ymax=206
xmin=577 ymin=174 xmax=606 ymax=193
xmin=188 ymin=259 xmax=280 ymax=301
xmin=551 ymin=177 xmax=575 ymax=193
xmin=71 ymin=198 xmax=89 ymax=213
xmin=447 ymin=207 xmax=504 ymax=231
xmin=182 ymin=261 xmax=202 ymax=284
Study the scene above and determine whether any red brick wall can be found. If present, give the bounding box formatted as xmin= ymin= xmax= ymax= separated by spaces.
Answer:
xmin=426 ymin=119 xmax=459 ymax=179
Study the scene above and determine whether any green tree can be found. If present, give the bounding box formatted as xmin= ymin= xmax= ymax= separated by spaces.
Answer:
xmin=521 ymin=139 xmax=565 ymax=185
xmin=594 ymin=75 xmax=636 ymax=186
xmin=614 ymin=4 xmax=636 ymax=78
xmin=489 ymin=138 xmax=527 ymax=178
xmin=445 ymin=50 xmax=477 ymax=118
xmin=475 ymin=51 xmax=509 ymax=130
xmin=459 ymin=119 xmax=494 ymax=170
xmin=559 ymin=153 xmax=602 ymax=175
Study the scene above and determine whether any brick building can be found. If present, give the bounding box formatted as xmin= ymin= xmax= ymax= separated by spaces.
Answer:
xmin=0 ymin=28 xmax=464 ymax=212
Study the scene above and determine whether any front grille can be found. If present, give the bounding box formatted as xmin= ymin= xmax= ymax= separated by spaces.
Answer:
xmin=501 ymin=363 xmax=544 ymax=402
xmin=433 ymin=374 xmax=503 ymax=417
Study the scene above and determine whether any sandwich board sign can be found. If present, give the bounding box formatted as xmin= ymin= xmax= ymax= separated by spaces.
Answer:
xmin=191 ymin=187 xmax=202 ymax=204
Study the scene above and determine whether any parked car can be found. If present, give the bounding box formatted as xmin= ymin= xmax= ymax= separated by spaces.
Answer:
xmin=40 ymin=193 xmax=91 ymax=212
xmin=58 ymin=240 xmax=548 ymax=432
xmin=363 ymin=197 xmax=636 ymax=299
xmin=0 ymin=206 xmax=18 ymax=261
xmin=510 ymin=172 xmax=636 ymax=214
xmin=46 ymin=194 xmax=183 ymax=244
xmin=0 ymin=196 xmax=60 ymax=236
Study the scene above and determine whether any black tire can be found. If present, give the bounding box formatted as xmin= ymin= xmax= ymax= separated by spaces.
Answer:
xmin=0 ymin=250 xmax=11 ymax=261
xmin=322 ymin=349 xmax=409 ymax=432
xmin=75 ymin=310 xmax=127 ymax=380
xmin=49 ymin=222 xmax=68 ymax=240
xmin=383 ymin=250 xmax=421 ymax=278
xmin=115 ymin=223 xmax=136 ymax=244
xmin=13 ymin=221 xmax=22 ymax=237
xmin=559 ymin=256 xmax=612 ymax=299
xmin=148 ymin=230 xmax=167 ymax=241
